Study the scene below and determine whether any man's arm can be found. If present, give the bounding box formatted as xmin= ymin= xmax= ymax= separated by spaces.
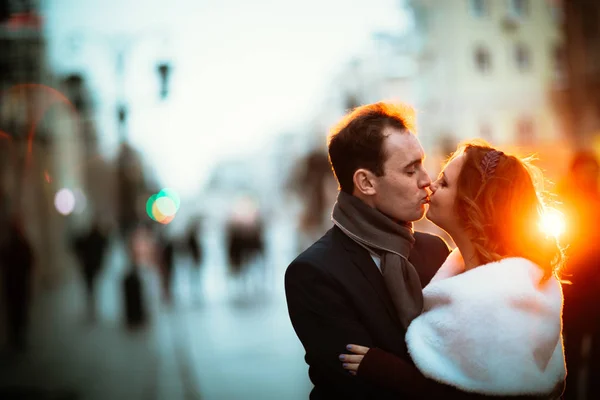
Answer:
xmin=284 ymin=260 xmax=383 ymax=398
xmin=357 ymin=348 xmax=480 ymax=399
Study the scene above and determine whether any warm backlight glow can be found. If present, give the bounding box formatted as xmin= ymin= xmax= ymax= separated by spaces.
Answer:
xmin=539 ymin=208 xmax=566 ymax=238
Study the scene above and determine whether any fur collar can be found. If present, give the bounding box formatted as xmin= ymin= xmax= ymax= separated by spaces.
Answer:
xmin=405 ymin=249 xmax=566 ymax=395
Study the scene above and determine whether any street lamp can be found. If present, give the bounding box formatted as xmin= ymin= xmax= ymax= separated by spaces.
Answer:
xmin=68 ymin=30 xmax=173 ymax=143
xmin=67 ymin=30 xmax=173 ymax=240
xmin=157 ymin=62 xmax=171 ymax=100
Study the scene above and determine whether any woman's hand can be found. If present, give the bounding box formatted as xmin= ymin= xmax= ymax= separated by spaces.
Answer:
xmin=339 ymin=344 xmax=370 ymax=375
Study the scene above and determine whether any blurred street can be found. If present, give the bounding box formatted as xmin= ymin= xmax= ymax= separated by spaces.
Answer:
xmin=0 ymin=218 xmax=312 ymax=400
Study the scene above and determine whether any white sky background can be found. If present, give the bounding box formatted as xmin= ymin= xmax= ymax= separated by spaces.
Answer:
xmin=43 ymin=0 xmax=408 ymax=197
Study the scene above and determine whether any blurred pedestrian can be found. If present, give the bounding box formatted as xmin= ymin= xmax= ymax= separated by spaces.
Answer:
xmin=159 ymin=236 xmax=176 ymax=305
xmin=225 ymin=198 xmax=266 ymax=297
xmin=185 ymin=220 xmax=203 ymax=301
xmin=72 ymin=218 xmax=110 ymax=322
xmin=288 ymin=149 xmax=337 ymax=252
xmin=0 ymin=217 xmax=35 ymax=352
xmin=122 ymin=225 xmax=152 ymax=330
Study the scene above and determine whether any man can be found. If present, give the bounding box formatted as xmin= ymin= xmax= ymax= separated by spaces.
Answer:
xmin=285 ymin=103 xmax=450 ymax=399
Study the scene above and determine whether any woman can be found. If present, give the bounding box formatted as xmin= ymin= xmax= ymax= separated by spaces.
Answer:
xmin=339 ymin=141 xmax=566 ymax=398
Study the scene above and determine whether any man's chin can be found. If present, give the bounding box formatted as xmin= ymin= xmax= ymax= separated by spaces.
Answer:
xmin=425 ymin=210 xmax=435 ymax=224
xmin=412 ymin=208 xmax=427 ymax=222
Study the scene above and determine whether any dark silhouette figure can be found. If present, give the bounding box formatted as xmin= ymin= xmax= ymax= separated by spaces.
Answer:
xmin=72 ymin=220 xmax=109 ymax=322
xmin=226 ymin=220 xmax=264 ymax=277
xmin=159 ymin=239 xmax=175 ymax=305
xmin=226 ymin=223 xmax=245 ymax=277
xmin=185 ymin=222 xmax=203 ymax=302
xmin=116 ymin=143 xmax=146 ymax=241
xmin=122 ymin=233 xmax=150 ymax=330
xmin=122 ymin=265 xmax=146 ymax=330
xmin=225 ymin=215 xmax=266 ymax=300
xmin=186 ymin=224 xmax=202 ymax=268
xmin=290 ymin=150 xmax=332 ymax=232
xmin=0 ymin=219 xmax=35 ymax=352
xmin=557 ymin=150 xmax=600 ymax=400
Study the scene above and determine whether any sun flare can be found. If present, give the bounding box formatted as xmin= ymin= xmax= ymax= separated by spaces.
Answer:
xmin=539 ymin=208 xmax=566 ymax=239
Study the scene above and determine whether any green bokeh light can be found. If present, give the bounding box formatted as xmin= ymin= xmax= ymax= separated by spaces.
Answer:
xmin=146 ymin=194 xmax=159 ymax=221
xmin=146 ymin=189 xmax=181 ymax=223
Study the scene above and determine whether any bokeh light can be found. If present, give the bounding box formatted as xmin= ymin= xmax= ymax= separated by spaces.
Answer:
xmin=539 ymin=208 xmax=566 ymax=239
xmin=54 ymin=188 xmax=76 ymax=215
xmin=146 ymin=194 xmax=159 ymax=222
xmin=158 ymin=188 xmax=180 ymax=210
xmin=146 ymin=188 xmax=180 ymax=224
xmin=155 ymin=195 xmax=177 ymax=217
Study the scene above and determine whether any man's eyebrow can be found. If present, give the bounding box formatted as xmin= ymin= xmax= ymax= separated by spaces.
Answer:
xmin=404 ymin=159 xmax=423 ymax=169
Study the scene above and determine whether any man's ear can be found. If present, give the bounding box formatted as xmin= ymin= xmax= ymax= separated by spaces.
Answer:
xmin=353 ymin=168 xmax=377 ymax=196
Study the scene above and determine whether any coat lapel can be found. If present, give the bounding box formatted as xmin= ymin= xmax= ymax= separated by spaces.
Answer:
xmin=335 ymin=227 xmax=403 ymax=327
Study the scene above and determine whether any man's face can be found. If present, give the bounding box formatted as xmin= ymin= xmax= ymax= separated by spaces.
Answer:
xmin=371 ymin=129 xmax=431 ymax=222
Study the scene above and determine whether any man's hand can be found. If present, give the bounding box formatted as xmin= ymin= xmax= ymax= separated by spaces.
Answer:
xmin=340 ymin=344 xmax=370 ymax=375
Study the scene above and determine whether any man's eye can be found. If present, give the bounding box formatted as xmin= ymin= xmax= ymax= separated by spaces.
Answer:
xmin=406 ymin=170 xmax=416 ymax=176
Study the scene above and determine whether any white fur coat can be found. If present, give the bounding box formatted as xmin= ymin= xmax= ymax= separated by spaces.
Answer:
xmin=405 ymin=249 xmax=566 ymax=395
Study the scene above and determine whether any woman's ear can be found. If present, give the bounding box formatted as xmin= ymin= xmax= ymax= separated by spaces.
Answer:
xmin=353 ymin=168 xmax=377 ymax=196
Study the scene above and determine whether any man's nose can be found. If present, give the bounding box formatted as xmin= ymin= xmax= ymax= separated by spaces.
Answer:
xmin=420 ymin=171 xmax=432 ymax=189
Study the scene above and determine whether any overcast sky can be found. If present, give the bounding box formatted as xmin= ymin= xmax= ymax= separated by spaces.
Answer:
xmin=43 ymin=0 xmax=408 ymax=196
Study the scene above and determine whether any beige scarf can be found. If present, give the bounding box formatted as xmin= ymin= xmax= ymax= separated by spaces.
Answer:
xmin=331 ymin=191 xmax=423 ymax=330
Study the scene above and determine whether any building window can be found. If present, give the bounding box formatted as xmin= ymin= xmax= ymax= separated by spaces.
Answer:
xmin=516 ymin=117 xmax=535 ymax=145
xmin=509 ymin=0 xmax=529 ymax=18
xmin=469 ymin=0 xmax=490 ymax=17
xmin=515 ymin=43 xmax=532 ymax=72
xmin=475 ymin=46 xmax=492 ymax=73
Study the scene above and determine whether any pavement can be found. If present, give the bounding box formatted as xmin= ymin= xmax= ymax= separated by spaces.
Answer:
xmin=0 ymin=219 xmax=313 ymax=400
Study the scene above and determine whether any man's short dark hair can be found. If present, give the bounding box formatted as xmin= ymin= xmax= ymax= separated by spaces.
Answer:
xmin=327 ymin=102 xmax=416 ymax=194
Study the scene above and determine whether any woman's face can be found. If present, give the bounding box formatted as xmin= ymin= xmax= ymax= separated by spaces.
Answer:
xmin=426 ymin=154 xmax=465 ymax=233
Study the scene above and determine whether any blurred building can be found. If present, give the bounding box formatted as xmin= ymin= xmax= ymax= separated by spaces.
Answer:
xmin=204 ymin=137 xmax=296 ymax=223
xmin=342 ymin=34 xmax=420 ymax=107
xmin=310 ymin=0 xmax=575 ymax=180
xmin=60 ymin=74 xmax=115 ymax=228
xmin=405 ymin=0 xmax=569 ymax=173
xmin=0 ymin=1 xmax=89 ymax=286
xmin=312 ymin=29 xmax=420 ymax=138
xmin=551 ymin=0 xmax=600 ymax=152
